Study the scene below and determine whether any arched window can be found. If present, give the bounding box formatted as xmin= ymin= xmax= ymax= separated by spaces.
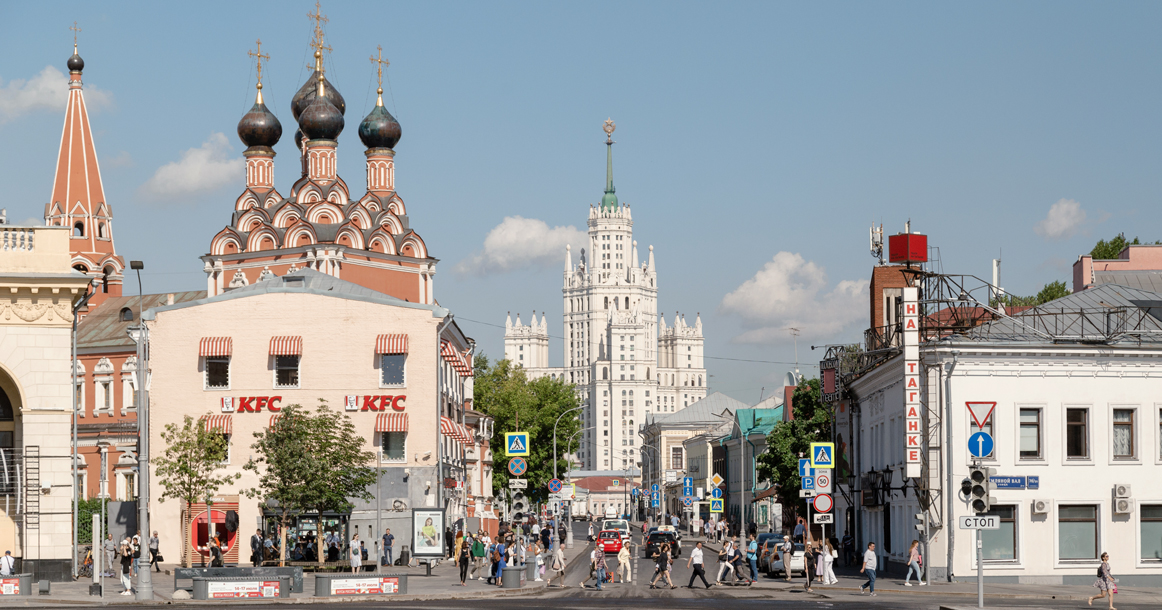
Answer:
xmin=102 ymin=266 xmax=113 ymax=293
xmin=698 ymin=375 xmax=702 ymax=387
xmin=625 ymin=297 xmax=629 ymax=309
xmin=73 ymin=222 xmax=84 ymax=237
xmin=602 ymin=367 xmax=608 ymax=380
xmin=73 ymin=264 xmax=88 ymax=274
xmin=0 ymin=388 xmax=12 ymax=421
xmin=604 ymin=297 xmax=609 ymax=310
xmin=97 ymin=223 xmax=106 ymax=238
xmin=628 ymin=390 xmax=633 ymax=396
xmin=621 ymin=390 xmax=626 ymax=396
xmin=119 ymin=307 xmax=134 ymax=322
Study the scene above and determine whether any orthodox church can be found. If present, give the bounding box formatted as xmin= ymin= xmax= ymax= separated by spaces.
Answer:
xmin=504 ymin=121 xmax=708 ymax=471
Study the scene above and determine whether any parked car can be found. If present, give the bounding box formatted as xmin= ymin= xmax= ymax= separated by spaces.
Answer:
xmin=755 ymin=533 xmax=782 ymax=574
xmin=768 ymin=542 xmax=806 ymax=577
xmin=642 ymin=531 xmax=681 ymax=559
xmin=596 ymin=529 xmax=623 ymax=554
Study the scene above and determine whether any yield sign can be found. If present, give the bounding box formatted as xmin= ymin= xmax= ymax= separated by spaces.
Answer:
xmin=966 ymin=402 xmax=997 ymax=429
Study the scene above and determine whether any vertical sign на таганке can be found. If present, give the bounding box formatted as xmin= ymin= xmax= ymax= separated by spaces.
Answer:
xmin=902 ymin=286 xmax=922 ymax=478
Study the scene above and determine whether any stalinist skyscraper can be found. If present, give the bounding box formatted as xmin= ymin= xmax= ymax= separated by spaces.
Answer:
xmin=505 ymin=120 xmax=707 ymax=470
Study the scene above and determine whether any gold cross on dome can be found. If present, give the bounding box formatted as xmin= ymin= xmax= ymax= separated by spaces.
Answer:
xmin=369 ymin=45 xmax=389 ymax=88
xmin=248 ymin=39 xmax=270 ymax=84
xmin=70 ymin=21 xmax=81 ymax=47
xmin=307 ymin=0 xmax=331 ymax=61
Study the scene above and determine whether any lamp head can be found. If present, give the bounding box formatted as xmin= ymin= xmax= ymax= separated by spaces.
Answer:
xmin=130 ymin=260 xmax=144 ymax=270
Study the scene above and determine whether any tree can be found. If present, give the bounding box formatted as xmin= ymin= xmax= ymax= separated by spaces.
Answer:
xmin=473 ymin=355 xmax=581 ymax=505
xmin=243 ymin=401 xmax=377 ymax=564
xmin=1033 ymin=280 xmax=1070 ymax=304
xmin=1090 ymin=233 xmax=1140 ymax=260
xmin=153 ymin=414 xmax=241 ymax=566
xmin=755 ymin=378 xmax=831 ymax=526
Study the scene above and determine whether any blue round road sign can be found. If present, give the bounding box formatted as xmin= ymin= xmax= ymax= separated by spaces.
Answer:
xmin=711 ymin=487 xmax=724 ymax=499
xmin=968 ymin=431 xmax=994 ymax=458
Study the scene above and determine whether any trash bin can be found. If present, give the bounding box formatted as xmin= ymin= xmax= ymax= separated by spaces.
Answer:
xmin=526 ymin=555 xmax=538 ymax=581
xmin=501 ymin=566 xmax=523 ymax=589
xmin=2 ymin=574 xmax=32 ymax=596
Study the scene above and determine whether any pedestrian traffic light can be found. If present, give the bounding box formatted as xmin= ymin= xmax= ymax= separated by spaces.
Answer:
xmin=513 ymin=492 xmax=526 ymax=515
xmin=968 ymin=465 xmax=995 ymax=513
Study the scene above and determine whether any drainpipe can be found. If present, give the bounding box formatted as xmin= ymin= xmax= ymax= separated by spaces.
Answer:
xmin=944 ymin=351 xmax=959 ymax=582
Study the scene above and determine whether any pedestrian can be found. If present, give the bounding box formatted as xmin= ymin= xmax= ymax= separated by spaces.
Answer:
xmin=716 ymin=519 xmax=726 ymax=543
xmin=493 ymin=538 xmax=507 ymax=587
xmin=593 ymin=547 xmax=609 ymax=591
xmin=131 ymin=532 xmax=141 ymax=577
xmin=747 ymin=521 xmax=757 ymax=538
xmin=103 ymin=533 xmax=116 ymax=578
xmin=822 ymin=539 xmax=838 ymax=585
xmin=588 ymin=521 xmax=595 ymax=541
xmin=581 ymin=545 xmax=602 ymax=588
xmin=546 ymin=543 xmax=567 ymax=588
xmin=349 ymin=534 xmax=362 ymax=572
xmin=209 ymin=535 xmax=224 ymax=567
xmin=540 ymin=523 xmax=552 ymax=551
xmin=780 ymin=535 xmax=795 ymax=582
xmin=534 ymin=539 xmax=546 ymax=581
xmin=671 ymin=514 xmax=679 ymax=529
xmin=746 ymin=533 xmax=759 ymax=582
xmin=686 ymin=541 xmax=712 ymax=589
xmin=802 ymin=542 xmax=816 ymax=592
xmin=816 ymin=539 xmax=825 ymax=578
xmin=859 ymin=541 xmax=877 ymax=596
xmin=264 ymin=535 xmax=277 ymax=562
xmin=650 ymin=542 xmax=675 ymax=589
xmin=149 ymin=531 xmax=161 ymax=572
xmin=904 ymin=539 xmax=925 ymax=586
xmin=250 ymin=529 xmax=263 ymax=567
xmin=457 ymin=534 xmax=471 ymax=586
xmin=704 ymin=519 xmax=713 ymax=540
xmin=715 ymin=537 xmax=735 ymax=583
xmin=382 ymin=529 xmax=394 ymax=567
xmin=616 ymin=540 xmax=631 ymax=584
xmin=0 ymin=551 xmax=14 ymax=576
xmin=1087 ymin=552 xmax=1116 ymax=610
xmin=119 ymin=538 xmax=133 ymax=595
xmin=444 ymin=527 xmax=454 ymax=559
xmin=469 ymin=534 xmax=487 ymax=580
xmin=793 ymin=518 xmax=806 ymax=543
xmin=729 ymin=538 xmax=747 ymax=583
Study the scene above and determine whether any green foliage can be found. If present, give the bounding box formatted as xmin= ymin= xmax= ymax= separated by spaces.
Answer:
xmin=77 ymin=498 xmax=107 ymax=544
xmin=991 ymin=280 xmax=1071 ymax=308
xmin=755 ymin=378 xmax=831 ymax=521
xmin=473 ymin=355 xmax=581 ymax=504
xmin=244 ymin=401 xmax=377 ymax=563
xmin=1090 ymin=233 xmax=1140 ymax=260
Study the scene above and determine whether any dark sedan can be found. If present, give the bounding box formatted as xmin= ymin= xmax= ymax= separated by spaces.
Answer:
xmin=642 ymin=532 xmax=681 ymax=559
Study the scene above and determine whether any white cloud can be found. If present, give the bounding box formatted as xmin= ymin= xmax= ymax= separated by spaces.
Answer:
xmin=139 ymin=133 xmax=243 ymax=201
xmin=0 ymin=65 xmax=111 ymax=123
xmin=720 ymin=252 xmax=867 ymax=343
xmin=1035 ymin=198 xmax=1086 ymax=240
xmin=104 ymin=151 xmax=133 ymax=168
xmin=455 ymin=216 xmax=586 ymax=275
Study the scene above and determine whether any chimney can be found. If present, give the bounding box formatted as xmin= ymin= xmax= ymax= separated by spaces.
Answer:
xmin=166 ymin=293 xmax=175 ymax=305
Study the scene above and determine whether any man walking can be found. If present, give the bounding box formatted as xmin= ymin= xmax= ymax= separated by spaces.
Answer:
xmin=149 ymin=531 xmax=161 ymax=572
xmin=469 ymin=533 xmax=486 ymax=579
xmin=859 ymin=541 xmax=878 ymax=596
xmin=780 ymin=535 xmax=795 ymax=582
xmin=686 ymin=541 xmax=712 ymax=589
xmin=382 ymin=529 xmax=394 ymax=567
xmin=102 ymin=533 xmax=116 ymax=578
xmin=793 ymin=518 xmax=806 ymax=543
xmin=250 ymin=529 xmax=263 ymax=567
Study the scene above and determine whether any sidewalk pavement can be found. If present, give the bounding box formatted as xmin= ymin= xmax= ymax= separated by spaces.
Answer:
xmin=9 ymin=540 xmax=593 ymax=606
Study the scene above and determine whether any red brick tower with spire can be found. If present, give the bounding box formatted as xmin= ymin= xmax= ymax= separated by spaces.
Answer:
xmin=43 ymin=38 xmax=124 ymax=310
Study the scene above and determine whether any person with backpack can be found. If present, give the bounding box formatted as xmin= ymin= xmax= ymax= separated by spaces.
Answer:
xmin=546 ymin=543 xmax=567 ymax=587
xmin=492 ymin=539 xmax=507 ymax=586
xmin=1087 ymin=552 xmax=1117 ymax=610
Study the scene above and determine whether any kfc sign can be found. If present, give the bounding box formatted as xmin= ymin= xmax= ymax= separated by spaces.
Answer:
xmin=221 ymin=395 xmax=406 ymax=413
xmin=346 ymin=395 xmax=406 ymax=412
xmin=221 ymin=396 xmax=282 ymax=412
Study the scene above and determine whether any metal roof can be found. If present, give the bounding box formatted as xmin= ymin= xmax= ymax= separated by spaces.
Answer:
xmin=78 ymin=291 xmax=206 ymax=351
xmin=1092 ymin=270 xmax=1162 ymax=294
xmin=645 ymin=392 xmax=746 ymax=428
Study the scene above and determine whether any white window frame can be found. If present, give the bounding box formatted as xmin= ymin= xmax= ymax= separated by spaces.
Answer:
xmin=1108 ymin=404 xmax=1140 ymax=464
xmin=1054 ymin=503 xmax=1101 ymax=566
xmin=1155 ymin=403 xmax=1162 ymax=466
xmin=273 ymin=355 xmax=301 ymax=389
xmin=203 ymin=355 xmax=231 ymax=391
xmin=1062 ymin=405 xmax=1093 ymax=465
xmin=379 ymin=353 xmax=407 ymax=389
xmin=978 ymin=504 xmax=1021 ymax=567
xmin=1138 ymin=503 xmax=1162 ymax=567
xmin=380 ymin=431 xmax=407 ymax=463
xmin=1015 ymin=404 xmax=1047 ymax=464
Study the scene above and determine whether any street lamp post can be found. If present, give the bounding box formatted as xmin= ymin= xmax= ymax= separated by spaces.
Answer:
xmin=128 ymin=261 xmax=152 ymax=600
xmin=552 ymin=405 xmax=585 ymax=482
xmin=562 ymin=426 xmax=591 ymax=549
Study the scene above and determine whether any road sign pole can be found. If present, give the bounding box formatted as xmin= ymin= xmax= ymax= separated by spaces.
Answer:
xmin=977 ymin=529 xmax=984 ymax=608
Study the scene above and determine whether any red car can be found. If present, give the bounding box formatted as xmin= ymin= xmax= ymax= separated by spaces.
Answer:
xmin=596 ymin=529 xmax=623 ymax=554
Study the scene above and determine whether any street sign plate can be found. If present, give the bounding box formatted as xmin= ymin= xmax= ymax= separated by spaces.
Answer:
xmin=812 ymin=493 xmax=833 ymax=513
xmin=652 ymin=497 xmax=660 ymax=507
xmin=798 ymin=459 xmax=814 ymax=478
xmin=683 ymin=476 xmax=694 ymax=487
xmin=683 ymin=486 xmax=694 ymax=497
xmin=507 ymin=457 xmax=527 ymax=476
xmin=508 ymin=478 xmax=527 ymax=489
xmin=682 ymin=498 xmax=693 ymax=507
xmin=990 ymin=476 xmax=1025 ymax=490
xmin=959 ymin=516 xmax=1000 ymax=530
xmin=1027 ymin=476 xmax=1040 ymax=490
xmin=802 ymin=476 xmax=815 ymax=491
xmin=611 ymin=479 xmax=619 ymax=487
xmin=968 ymin=431 xmax=994 ymax=458
xmin=711 ymin=487 xmax=723 ymax=499
xmin=810 ymin=443 xmax=835 ymax=469
xmin=505 ymin=432 xmax=530 ymax=456
xmin=966 ymin=402 xmax=997 ymax=430
xmin=709 ymin=499 xmax=724 ymax=513
xmin=652 ymin=483 xmax=660 ymax=492
xmin=815 ymin=471 xmax=832 ymax=493
xmin=813 ymin=513 xmax=834 ymax=524
xmin=711 ymin=473 xmax=724 ymax=487
xmin=799 ymin=489 xmax=815 ymax=498
xmin=548 ymin=479 xmax=563 ymax=493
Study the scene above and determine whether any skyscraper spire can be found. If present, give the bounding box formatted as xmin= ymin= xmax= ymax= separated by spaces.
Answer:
xmin=600 ymin=118 xmax=618 ymax=211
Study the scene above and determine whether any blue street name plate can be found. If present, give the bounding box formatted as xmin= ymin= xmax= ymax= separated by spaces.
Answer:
xmin=1027 ymin=476 xmax=1040 ymax=490
xmin=990 ymin=476 xmax=1025 ymax=490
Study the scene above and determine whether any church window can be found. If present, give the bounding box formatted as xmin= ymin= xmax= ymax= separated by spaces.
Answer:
xmin=629 ymin=390 xmax=633 ymax=395
xmin=275 ymin=355 xmax=300 ymax=388
xmin=102 ymin=268 xmax=110 ymax=293
xmin=630 ymin=345 xmax=634 ymax=351
xmin=119 ymin=308 xmax=133 ymax=322
xmin=205 ymin=356 xmax=230 ymax=390
xmin=698 ymin=375 xmax=702 ymax=387
xmin=646 ymin=369 xmax=651 ymax=380
xmin=97 ymin=223 xmax=107 ymax=239
xmin=73 ymin=222 xmax=84 ymax=237
xmin=381 ymin=354 xmax=406 ymax=386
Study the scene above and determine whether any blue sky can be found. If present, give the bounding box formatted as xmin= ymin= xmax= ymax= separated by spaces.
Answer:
xmin=3 ymin=2 xmax=1162 ymax=403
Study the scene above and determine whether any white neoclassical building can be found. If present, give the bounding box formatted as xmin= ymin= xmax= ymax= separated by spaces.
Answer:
xmin=504 ymin=122 xmax=707 ymax=470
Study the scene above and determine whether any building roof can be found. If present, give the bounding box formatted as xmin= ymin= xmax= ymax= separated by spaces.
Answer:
xmin=78 ymin=291 xmax=205 ymax=351
xmin=143 ymin=269 xmax=450 ymax=320
xmin=728 ymin=408 xmax=783 ymax=440
xmin=572 ymin=476 xmax=639 ymax=492
xmin=645 ymin=392 xmax=745 ymax=429
xmin=1092 ymin=270 xmax=1162 ymax=294
xmin=958 ymin=283 xmax=1162 ymax=345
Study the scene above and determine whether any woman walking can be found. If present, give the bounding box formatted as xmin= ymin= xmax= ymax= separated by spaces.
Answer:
xmin=1087 ymin=552 xmax=1116 ymax=610
xmin=546 ymin=543 xmax=567 ymax=588
xmin=457 ymin=534 xmax=471 ymax=586
xmin=904 ymin=539 xmax=925 ymax=586
xmin=821 ymin=539 xmax=838 ymax=585
xmin=118 ymin=538 xmax=133 ymax=595
xmin=349 ymin=534 xmax=362 ymax=572
xmin=802 ymin=542 xmax=816 ymax=593
xmin=649 ymin=542 xmax=676 ymax=589
xmin=715 ymin=538 xmax=735 ymax=584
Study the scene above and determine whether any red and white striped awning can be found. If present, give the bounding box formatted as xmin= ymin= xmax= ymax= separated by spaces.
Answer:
xmin=376 ymin=334 xmax=408 ymax=355
xmin=441 ymin=341 xmax=473 ymax=377
xmin=268 ymin=414 xmax=282 ymax=430
xmin=199 ymin=337 xmax=232 ymax=357
xmin=202 ymin=414 xmax=232 ymax=435
xmin=269 ymin=336 xmax=302 ymax=356
xmin=376 ymin=412 xmax=408 ymax=433
xmin=440 ymin=416 xmax=470 ymax=445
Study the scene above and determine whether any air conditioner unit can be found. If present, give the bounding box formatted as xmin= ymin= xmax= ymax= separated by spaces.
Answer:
xmin=1114 ymin=484 xmax=1131 ymax=498
xmin=1115 ymin=498 xmax=1134 ymax=514
xmin=1031 ymin=499 xmax=1051 ymax=515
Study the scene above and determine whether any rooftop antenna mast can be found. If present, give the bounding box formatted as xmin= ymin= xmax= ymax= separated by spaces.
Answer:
xmin=870 ymin=222 xmax=884 ymax=265
xmin=788 ymin=327 xmax=801 ymax=380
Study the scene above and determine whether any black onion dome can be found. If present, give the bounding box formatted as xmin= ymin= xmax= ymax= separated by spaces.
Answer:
xmin=293 ymin=128 xmax=304 ymax=150
xmin=291 ymin=71 xmax=346 ymax=120
xmin=358 ymin=104 xmax=401 ymax=149
xmin=298 ymin=94 xmax=344 ymax=141
xmin=237 ymin=97 xmax=283 ymax=149
xmin=67 ymin=51 xmax=84 ymax=73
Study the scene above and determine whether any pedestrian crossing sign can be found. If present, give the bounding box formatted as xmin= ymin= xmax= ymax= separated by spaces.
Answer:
xmin=505 ymin=432 xmax=530 ymax=456
xmin=710 ymin=499 xmax=724 ymax=513
xmin=810 ymin=442 xmax=835 ymax=469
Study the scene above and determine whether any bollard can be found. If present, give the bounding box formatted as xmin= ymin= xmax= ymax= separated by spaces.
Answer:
xmin=501 ymin=566 xmax=523 ymax=589
xmin=526 ymin=553 xmax=538 ymax=581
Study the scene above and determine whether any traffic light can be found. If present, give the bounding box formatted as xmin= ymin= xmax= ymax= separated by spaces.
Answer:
xmin=513 ymin=492 xmax=527 ymax=516
xmin=968 ymin=466 xmax=995 ymax=513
